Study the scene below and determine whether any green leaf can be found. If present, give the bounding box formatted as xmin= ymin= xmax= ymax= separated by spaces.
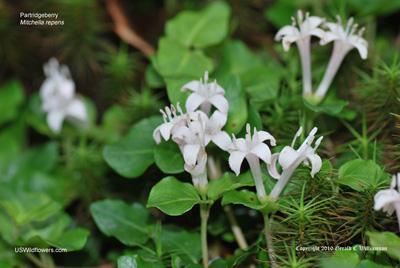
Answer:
xmin=118 ymin=255 xmax=164 ymax=268
xmin=213 ymin=40 xmax=280 ymax=104
xmin=165 ymin=2 xmax=230 ymax=48
xmin=330 ymin=250 xmax=360 ymax=266
xmin=366 ymin=231 xmax=400 ymax=261
xmin=162 ymin=228 xmax=201 ymax=264
xmin=40 ymin=228 xmax=90 ymax=251
xmin=221 ymin=189 xmax=278 ymax=213
xmin=218 ymin=74 xmax=247 ymax=134
xmin=303 ymin=98 xmax=349 ymax=116
xmin=213 ymin=40 xmax=263 ymax=77
xmin=355 ymin=260 xmax=392 ymax=268
xmin=103 ymin=116 xmax=162 ymax=178
xmin=208 ymin=171 xmax=254 ymax=200
xmin=264 ymin=0 xmax=297 ymax=29
xmin=154 ymin=38 xmax=213 ymax=105
xmin=0 ymin=80 xmax=25 ymax=126
xmin=154 ymin=141 xmax=184 ymax=174
xmin=0 ymin=192 xmax=61 ymax=226
xmin=155 ymin=37 xmax=213 ymax=78
xmin=147 ymin=177 xmax=200 ymax=216
xmin=90 ymin=200 xmax=149 ymax=246
xmin=337 ymin=159 xmax=390 ymax=191
xmin=145 ymin=62 xmax=165 ymax=88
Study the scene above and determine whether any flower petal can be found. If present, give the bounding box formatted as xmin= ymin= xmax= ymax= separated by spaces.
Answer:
xmin=267 ymin=153 xmax=281 ymax=179
xmin=305 ymin=153 xmax=322 ymax=178
xmin=208 ymin=94 xmax=229 ymax=114
xmin=275 ymin=26 xmax=299 ymax=41
xmin=229 ymin=151 xmax=247 ymax=176
xmin=186 ymin=93 xmax=206 ymax=113
xmin=183 ymin=144 xmax=201 ymax=167
xmin=47 ymin=110 xmax=65 ymax=134
xmin=278 ymin=146 xmax=300 ymax=170
xmin=153 ymin=126 xmax=162 ymax=144
xmin=159 ymin=122 xmax=174 ymax=141
xmin=211 ymin=131 xmax=231 ymax=151
xmin=207 ymin=110 xmax=227 ymax=131
xmin=282 ymin=35 xmax=300 ymax=51
xmin=348 ymin=35 xmax=368 ymax=59
xmin=181 ymin=81 xmax=200 ymax=93
xmin=374 ymin=189 xmax=400 ymax=215
xmin=250 ymin=143 xmax=272 ymax=164
xmin=320 ymin=31 xmax=340 ymax=45
xmin=255 ymin=131 xmax=276 ymax=146
xmin=66 ymin=97 xmax=87 ymax=121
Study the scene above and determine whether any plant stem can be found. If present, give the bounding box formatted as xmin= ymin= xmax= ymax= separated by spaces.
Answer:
xmin=224 ymin=205 xmax=248 ymax=249
xmin=200 ymin=203 xmax=210 ymax=268
xmin=24 ymin=253 xmax=47 ymax=268
xmin=263 ymin=213 xmax=276 ymax=267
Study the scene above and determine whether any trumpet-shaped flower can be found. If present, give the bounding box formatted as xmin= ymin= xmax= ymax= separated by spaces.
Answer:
xmin=275 ymin=10 xmax=325 ymax=51
xmin=181 ymin=71 xmax=228 ymax=115
xmin=40 ymin=58 xmax=87 ymax=134
xmin=275 ymin=10 xmax=325 ymax=96
xmin=374 ymin=173 xmax=400 ymax=231
xmin=227 ymin=124 xmax=276 ymax=202
xmin=268 ymin=127 xmax=323 ymax=199
xmin=315 ymin=16 xmax=368 ymax=100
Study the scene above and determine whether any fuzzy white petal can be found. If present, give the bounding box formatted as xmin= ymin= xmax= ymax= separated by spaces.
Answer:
xmin=181 ymin=81 xmax=201 ymax=93
xmin=305 ymin=153 xmax=322 ymax=178
xmin=185 ymin=93 xmax=206 ymax=113
xmin=229 ymin=151 xmax=247 ymax=176
xmin=267 ymin=153 xmax=281 ymax=179
xmin=47 ymin=110 xmax=65 ymax=134
xmin=208 ymin=94 xmax=229 ymax=114
xmin=183 ymin=144 xmax=201 ymax=167
xmin=66 ymin=98 xmax=87 ymax=121
xmin=211 ymin=131 xmax=232 ymax=151
xmin=250 ymin=143 xmax=272 ymax=164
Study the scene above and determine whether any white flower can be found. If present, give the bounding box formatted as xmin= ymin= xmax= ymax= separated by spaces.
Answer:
xmin=275 ymin=10 xmax=324 ymax=96
xmin=315 ymin=17 xmax=368 ymax=100
xmin=275 ymin=10 xmax=325 ymax=52
xmin=40 ymin=58 xmax=87 ymax=134
xmin=320 ymin=16 xmax=367 ymax=59
xmin=374 ymin=173 xmax=400 ymax=215
xmin=268 ymin=127 xmax=323 ymax=200
xmin=227 ymin=124 xmax=276 ymax=202
xmin=228 ymin=124 xmax=276 ymax=176
xmin=181 ymin=71 xmax=228 ymax=114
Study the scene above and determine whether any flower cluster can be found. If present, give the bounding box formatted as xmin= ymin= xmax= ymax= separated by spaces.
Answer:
xmin=275 ymin=10 xmax=368 ymax=102
xmin=153 ymin=71 xmax=230 ymax=195
xmin=153 ymin=72 xmax=325 ymax=202
xmin=40 ymin=58 xmax=88 ymax=134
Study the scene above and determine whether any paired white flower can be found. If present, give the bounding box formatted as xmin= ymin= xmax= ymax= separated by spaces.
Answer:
xmin=227 ymin=124 xmax=276 ymax=202
xmin=268 ymin=127 xmax=323 ymax=200
xmin=275 ymin=10 xmax=325 ymax=52
xmin=40 ymin=58 xmax=87 ymax=134
xmin=181 ymin=71 xmax=228 ymax=115
xmin=374 ymin=173 xmax=400 ymax=231
xmin=275 ymin=10 xmax=324 ymax=96
xmin=315 ymin=16 xmax=368 ymax=99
